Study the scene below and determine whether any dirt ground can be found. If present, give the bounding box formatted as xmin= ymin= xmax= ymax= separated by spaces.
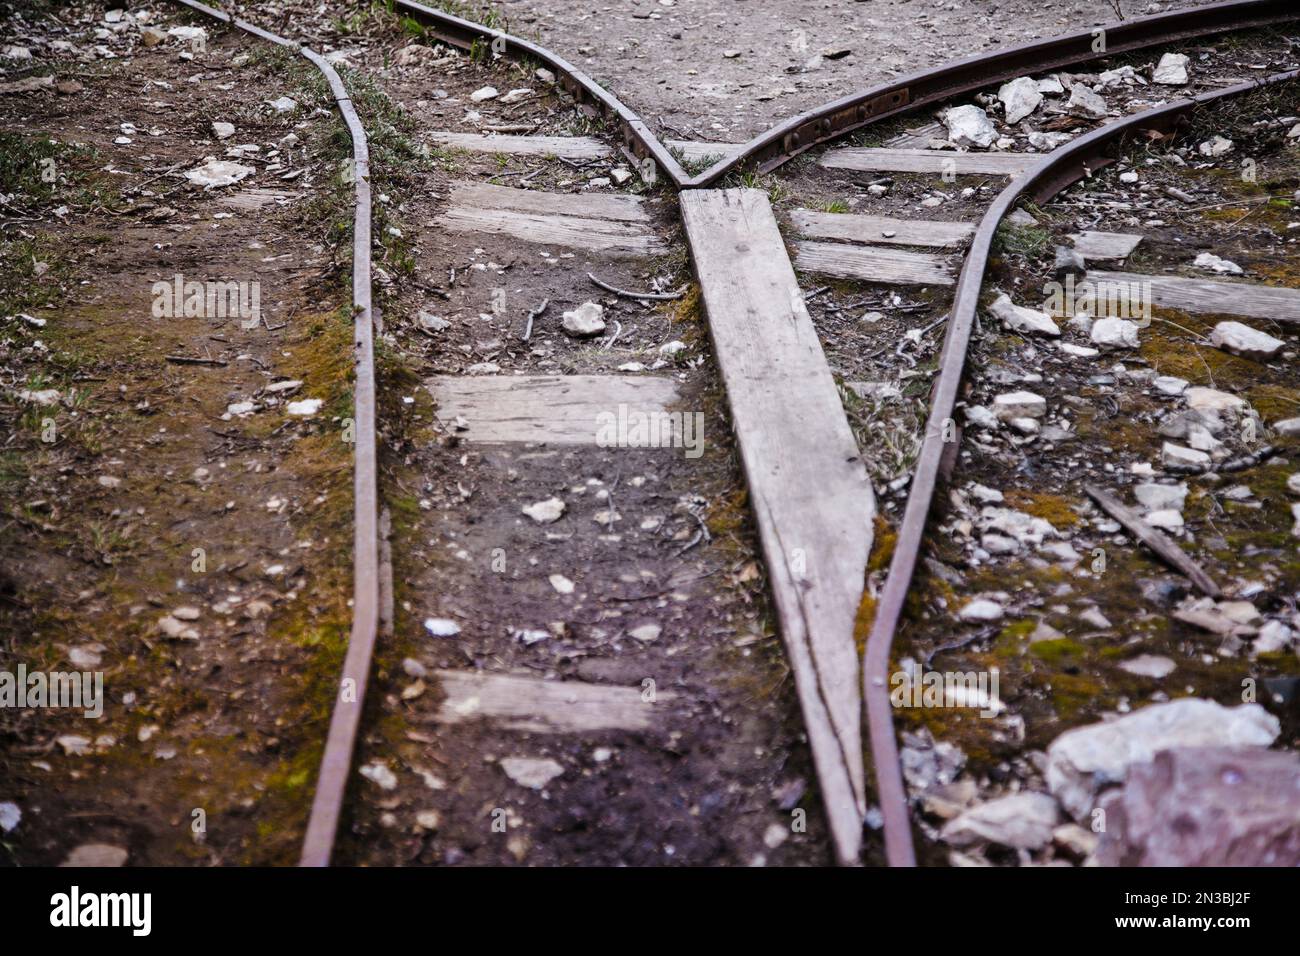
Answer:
xmin=481 ymin=0 xmax=1220 ymax=141
xmin=1 ymin=4 xmax=357 ymax=865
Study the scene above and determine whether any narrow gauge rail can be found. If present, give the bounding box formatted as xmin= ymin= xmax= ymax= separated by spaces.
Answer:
xmin=169 ymin=0 xmax=1300 ymax=866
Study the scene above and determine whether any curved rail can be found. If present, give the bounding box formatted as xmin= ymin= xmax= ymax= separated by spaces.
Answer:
xmin=391 ymin=0 xmax=691 ymax=187
xmin=167 ymin=0 xmax=380 ymax=868
xmin=690 ymin=0 xmax=1300 ymax=185
xmin=863 ymin=67 xmax=1300 ymax=867
xmin=396 ymin=0 xmax=1297 ymax=190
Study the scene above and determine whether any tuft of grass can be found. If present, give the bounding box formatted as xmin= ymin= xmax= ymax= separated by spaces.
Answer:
xmin=993 ymin=223 xmax=1050 ymax=259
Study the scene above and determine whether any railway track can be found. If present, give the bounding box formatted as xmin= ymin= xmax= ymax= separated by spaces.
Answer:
xmin=167 ymin=0 xmax=1300 ymax=867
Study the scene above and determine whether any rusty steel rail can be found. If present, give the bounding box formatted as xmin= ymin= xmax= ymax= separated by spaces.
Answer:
xmin=170 ymin=0 xmax=1300 ymax=869
xmin=167 ymin=0 xmax=381 ymax=867
xmin=863 ymin=67 xmax=1300 ymax=868
xmin=390 ymin=0 xmax=691 ymax=188
xmin=689 ymin=0 xmax=1300 ymax=185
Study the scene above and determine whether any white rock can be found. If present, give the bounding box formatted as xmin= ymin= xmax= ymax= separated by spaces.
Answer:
xmin=16 ymin=388 xmax=60 ymax=406
xmin=1252 ymin=620 xmax=1293 ymax=655
xmin=0 ymin=801 xmax=19 ymax=833
xmin=659 ymin=339 xmax=687 ymax=356
xmin=943 ymin=104 xmax=997 ymax=148
xmin=981 ymin=533 xmax=1020 ymax=555
xmin=1066 ymin=85 xmax=1108 ymax=120
xmin=415 ymin=810 xmax=441 ymax=831
xmin=1193 ymin=252 xmax=1242 ymax=274
xmin=1059 ymin=342 xmax=1100 ymax=358
xmin=980 ymin=507 xmax=1058 ymax=545
xmin=1287 ymin=473 xmax=1300 ymax=495
xmin=1162 ymin=442 xmax=1209 ymax=469
xmin=1040 ymin=541 xmax=1081 ymax=565
xmin=156 ymin=615 xmax=199 ymax=641
xmin=763 ymin=822 xmax=790 ymax=849
xmin=561 ymin=301 xmax=606 ymax=338
xmin=1090 ymin=317 xmax=1139 ymax=349
xmin=964 ymin=405 xmax=999 ymax=430
xmin=968 ymin=483 xmax=1004 ymax=504
xmin=359 ymin=762 xmax=398 ymax=790
xmin=1292 ymin=502 xmax=1300 ymax=538
xmin=60 ymin=844 xmax=128 ymax=867
xmin=997 ymin=77 xmax=1042 ymax=125
xmin=992 ymin=390 xmax=1046 ymax=421
xmin=1134 ymin=482 xmax=1187 ymax=512
xmin=1008 ymin=417 xmax=1040 ymax=436
xmin=1118 ymin=654 xmax=1177 ymax=678
xmin=1037 ymin=75 xmax=1065 ymax=95
xmin=211 ymin=121 xmax=235 ymax=140
xmin=1185 ymin=386 xmax=1246 ymax=415
xmin=941 ymin=792 xmax=1060 ymax=849
xmin=1045 ymin=699 xmax=1279 ymax=820
xmin=417 ymin=311 xmax=450 ymax=333
xmin=959 ymin=598 xmax=1004 ymax=623
xmin=1144 ymin=509 xmax=1184 ymax=530
xmin=423 ymin=617 xmax=461 ymax=637
xmin=522 ymin=497 xmax=566 ymax=523
xmin=185 ymin=158 xmax=254 ymax=189
xmin=286 ymin=398 xmax=322 ymax=416
xmin=1028 ymin=130 xmax=1072 ymax=151
xmin=167 ymin=26 xmax=207 ymax=42
xmin=549 ymin=573 xmax=575 ymax=594
xmin=500 ymin=756 xmax=564 ymax=789
xmin=989 ymin=293 xmax=1059 ymax=337
xmin=1208 ymin=321 xmax=1284 ymax=361
xmin=1152 ymin=53 xmax=1189 ymax=85
xmin=469 ymin=85 xmax=498 ymax=102
xmin=266 ymin=95 xmax=298 ymax=113
xmin=628 ymin=623 xmax=662 ymax=643
xmin=499 ymin=88 xmax=532 ymax=104
xmin=1080 ymin=607 xmax=1111 ymax=629
xmin=1274 ymin=417 xmax=1300 ymax=437
xmin=1198 ymin=135 xmax=1234 ymax=158
xmin=57 ymin=734 xmax=91 ymax=755
xmin=1153 ymin=375 xmax=1188 ymax=396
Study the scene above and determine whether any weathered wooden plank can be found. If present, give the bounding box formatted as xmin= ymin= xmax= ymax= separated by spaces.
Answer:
xmin=790 ymin=208 xmax=973 ymax=248
xmin=1070 ymin=230 xmax=1143 ymax=261
xmin=793 ymin=239 xmax=955 ymax=286
xmin=427 ymin=374 xmax=681 ymax=445
xmin=446 ymin=180 xmax=651 ymax=223
xmin=1087 ymin=270 xmax=1300 ymax=323
xmin=665 ymin=139 xmax=744 ymax=164
xmin=433 ymin=670 xmax=672 ymax=733
xmin=679 ymin=187 xmax=872 ymax=865
xmin=820 ymin=147 xmax=1036 ymax=176
xmin=1084 ymin=485 xmax=1221 ymax=597
xmin=427 ymin=131 xmax=612 ymax=159
xmin=439 ymin=206 xmax=667 ymax=255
